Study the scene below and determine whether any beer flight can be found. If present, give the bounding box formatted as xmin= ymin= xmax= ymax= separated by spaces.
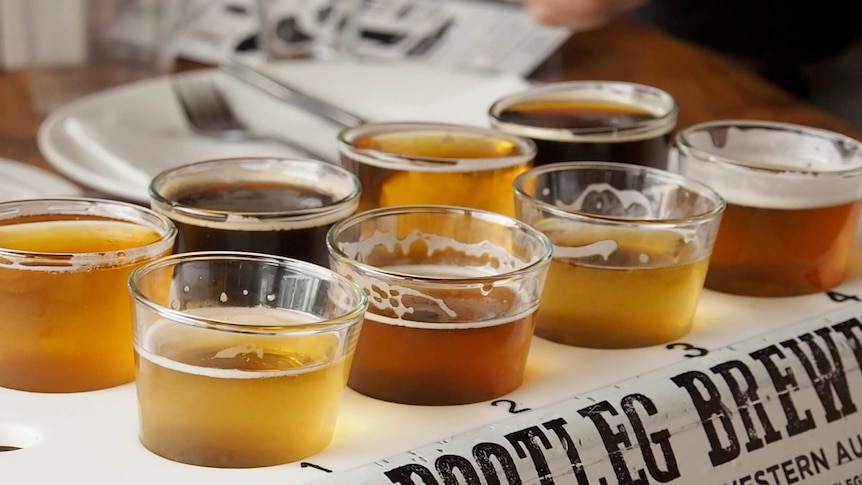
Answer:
xmin=1 ymin=80 xmax=861 ymax=469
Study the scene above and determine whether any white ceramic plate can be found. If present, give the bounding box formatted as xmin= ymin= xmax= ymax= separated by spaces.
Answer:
xmin=38 ymin=60 xmax=529 ymax=203
xmin=0 ymin=157 xmax=84 ymax=202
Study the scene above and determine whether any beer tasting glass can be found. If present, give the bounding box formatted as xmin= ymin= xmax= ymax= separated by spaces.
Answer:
xmin=677 ymin=120 xmax=862 ymax=297
xmin=149 ymin=157 xmax=361 ymax=267
xmin=128 ymin=251 xmax=367 ymax=468
xmin=489 ymin=81 xmax=678 ymax=169
xmin=327 ymin=205 xmax=552 ymax=405
xmin=514 ymin=162 xmax=725 ymax=348
xmin=0 ymin=198 xmax=175 ymax=392
xmin=337 ymin=121 xmax=537 ymax=216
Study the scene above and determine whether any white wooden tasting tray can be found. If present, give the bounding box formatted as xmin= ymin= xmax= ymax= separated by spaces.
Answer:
xmin=4 ymin=236 xmax=862 ymax=483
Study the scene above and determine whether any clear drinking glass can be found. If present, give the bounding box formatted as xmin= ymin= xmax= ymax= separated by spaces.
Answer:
xmin=338 ymin=121 xmax=536 ymax=216
xmin=149 ymin=157 xmax=361 ymax=267
xmin=129 ymin=251 xmax=367 ymax=468
xmin=0 ymin=197 xmax=176 ymax=392
xmin=327 ymin=205 xmax=552 ymax=406
xmin=514 ymin=162 xmax=725 ymax=348
xmin=677 ymin=120 xmax=862 ymax=297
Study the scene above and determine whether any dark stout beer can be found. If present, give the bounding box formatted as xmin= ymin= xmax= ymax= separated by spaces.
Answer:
xmin=150 ymin=158 xmax=360 ymax=267
xmin=490 ymin=82 xmax=677 ymax=169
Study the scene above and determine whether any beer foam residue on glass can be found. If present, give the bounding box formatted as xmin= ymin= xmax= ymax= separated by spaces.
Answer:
xmin=340 ymin=265 xmax=458 ymax=319
xmin=555 ymin=183 xmax=656 ymax=219
xmin=363 ymin=305 xmax=535 ymax=330
xmin=534 ymin=217 xmax=702 ymax=265
xmin=338 ymin=228 xmax=526 ymax=273
xmin=0 ymin=219 xmax=166 ymax=272
xmin=337 ymin=228 xmax=529 ymax=320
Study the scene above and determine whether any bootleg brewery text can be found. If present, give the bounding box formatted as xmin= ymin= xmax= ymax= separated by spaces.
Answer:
xmin=382 ymin=318 xmax=862 ymax=484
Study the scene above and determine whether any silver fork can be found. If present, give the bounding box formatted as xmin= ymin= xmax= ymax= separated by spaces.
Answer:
xmin=171 ymin=74 xmax=336 ymax=163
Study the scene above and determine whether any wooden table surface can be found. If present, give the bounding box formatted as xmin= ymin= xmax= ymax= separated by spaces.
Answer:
xmin=1 ymin=18 xmax=860 ymax=192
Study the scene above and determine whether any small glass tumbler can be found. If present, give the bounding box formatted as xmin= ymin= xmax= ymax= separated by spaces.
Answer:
xmin=128 ymin=251 xmax=367 ymax=468
xmin=327 ymin=205 xmax=552 ymax=406
xmin=338 ymin=121 xmax=536 ymax=216
xmin=489 ymin=80 xmax=678 ymax=169
xmin=514 ymin=162 xmax=725 ymax=348
xmin=677 ymin=120 xmax=862 ymax=297
xmin=0 ymin=197 xmax=176 ymax=392
xmin=149 ymin=157 xmax=361 ymax=267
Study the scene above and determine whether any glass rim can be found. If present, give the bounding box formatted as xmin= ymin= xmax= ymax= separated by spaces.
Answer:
xmin=488 ymin=80 xmax=679 ymax=142
xmin=128 ymin=251 xmax=368 ymax=336
xmin=149 ymin=157 xmax=362 ymax=223
xmin=0 ymin=197 xmax=177 ymax=261
xmin=326 ymin=204 xmax=554 ymax=283
xmin=336 ymin=121 xmax=538 ymax=173
xmin=513 ymin=161 xmax=726 ymax=225
xmin=676 ymin=119 xmax=862 ymax=177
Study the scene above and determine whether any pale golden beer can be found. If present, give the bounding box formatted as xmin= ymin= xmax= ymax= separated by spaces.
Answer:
xmin=677 ymin=120 xmax=862 ymax=297
xmin=0 ymin=199 xmax=175 ymax=392
xmin=514 ymin=162 xmax=724 ymax=348
xmin=135 ymin=307 xmax=351 ymax=468
xmin=129 ymin=252 xmax=366 ymax=468
xmin=338 ymin=122 xmax=536 ymax=216
xmin=535 ymin=222 xmax=710 ymax=347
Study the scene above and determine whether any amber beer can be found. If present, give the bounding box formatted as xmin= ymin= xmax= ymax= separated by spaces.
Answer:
xmin=135 ymin=307 xmax=350 ymax=468
xmin=676 ymin=120 xmax=862 ymax=297
xmin=347 ymin=268 xmax=537 ymax=405
xmin=327 ymin=206 xmax=552 ymax=406
xmin=705 ymin=200 xmax=862 ymax=296
xmin=534 ymin=221 xmax=710 ymax=348
xmin=338 ymin=122 xmax=536 ymax=216
xmin=489 ymin=81 xmax=678 ymax=169
xmin=150 ymin=158 xmax=360 ymax=267
xmin=0 ymin=200 xmax=175 ymax=392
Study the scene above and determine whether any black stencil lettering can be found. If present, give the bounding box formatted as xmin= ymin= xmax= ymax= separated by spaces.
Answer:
xmin=491 ymin=399 xmax=532 ymax=414
xmin=833 ymin=318 xmax=862 ymax=371
xmin=750 ymin=345 xmax=816 ymax=437
xmin=781 ymin=329 xmax=857 ymax=422
xmin=472 ymin=442 xmax=521 ymax=485
xmin=543 ymin=417 xmax=590 ymax=485
xmin=385 ymin=464 xmax=440 ymax=485
xmin=436 ymin=455 xmax=482 ymax=485
xmin=621 ymin=394 xmax=680 ymax=482
xmin=670 ymin=370 xmax=740 ymax=466
xmin=666 ymin=342 xmax=709 ymax=358
xmin=826 ymin=291 xmax=861 ymax=303
xmin=711 ymin=360 xmax=782 ymax=452
xmin=505 ymin=426 xmax=555 ymax=485
xmin=300 ymin=462 xmax=332 ymax=473
xmin=578 ymin=400 xmax=647 ymax=485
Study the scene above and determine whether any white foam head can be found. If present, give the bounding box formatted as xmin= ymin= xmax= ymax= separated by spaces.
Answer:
xmin=678 ymin=121 xmax=862 ymax=209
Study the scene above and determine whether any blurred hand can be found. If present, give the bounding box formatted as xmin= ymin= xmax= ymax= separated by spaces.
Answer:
xmin=521 ymin=0 xmax=647 ymax=31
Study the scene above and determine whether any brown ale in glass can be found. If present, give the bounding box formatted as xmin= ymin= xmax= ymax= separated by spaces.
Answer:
xmin=338 ymin=121 xmax=536 ymax=216
xmin=677 ymin=120 xmax=862 ymax=297
xmin=327 ymin=206 xmax=552 ymax=405
xmin=150 ymin=158 xmax=360 ymax=267
xmin=490 ymin=81 xmax=678 ymax=169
